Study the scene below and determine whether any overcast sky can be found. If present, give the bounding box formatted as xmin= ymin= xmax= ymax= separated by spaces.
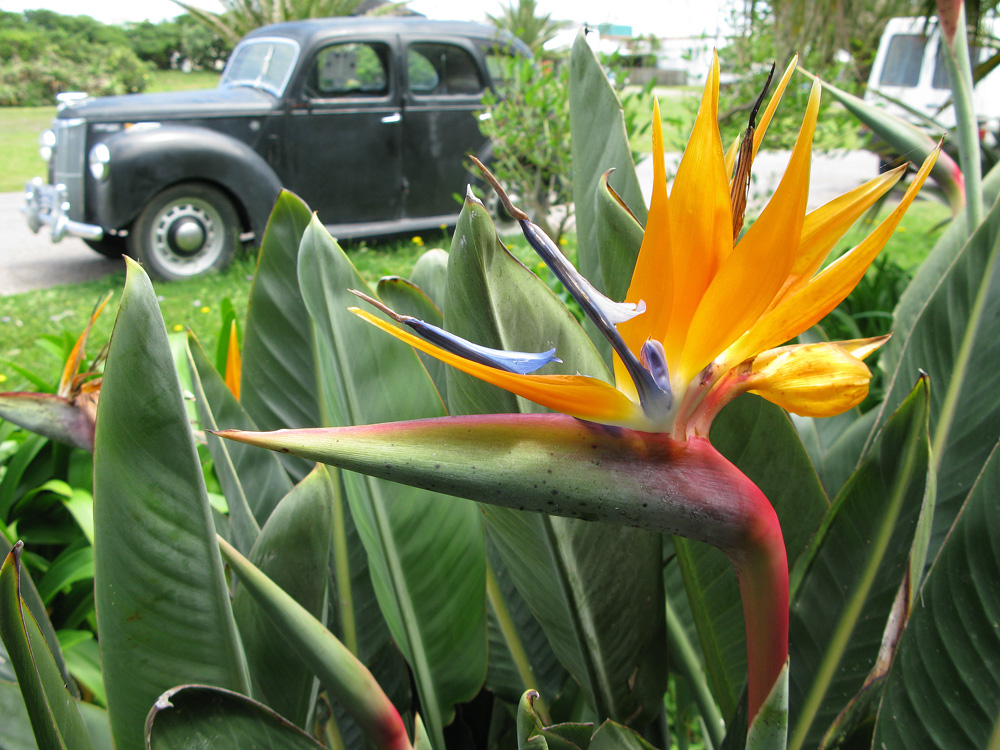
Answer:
xmin=1 ymin=0 xmax=737 ymax=37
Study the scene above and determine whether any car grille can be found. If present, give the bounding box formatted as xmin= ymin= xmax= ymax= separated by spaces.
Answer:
xmin=53 ymin=118 xmax=87 ymax=222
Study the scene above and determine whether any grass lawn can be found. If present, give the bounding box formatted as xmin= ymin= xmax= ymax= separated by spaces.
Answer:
xmin=0 ymin=228 xmax=547 ymax=392
xmin=0 ymin=69 xmax=220 ymax=193
xmin=0 ymin=106 xmax=56 ymax=192
xmin=0 ymin=197 xmax=950 ymax=393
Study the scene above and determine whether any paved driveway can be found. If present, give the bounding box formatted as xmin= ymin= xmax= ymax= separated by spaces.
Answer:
xmin=0 ymin=191 xmax=124 ymax=296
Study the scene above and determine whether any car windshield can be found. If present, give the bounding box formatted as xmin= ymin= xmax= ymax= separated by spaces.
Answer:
xmin=220 ymin=38 xmax=300 ymax=97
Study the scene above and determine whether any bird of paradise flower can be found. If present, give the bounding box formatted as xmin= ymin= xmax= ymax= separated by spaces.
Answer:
xmin=221 ymin=54 xmax=937 ymax=731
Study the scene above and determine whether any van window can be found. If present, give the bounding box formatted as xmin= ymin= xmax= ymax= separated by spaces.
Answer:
xmin=879 ymin=34 xmax=926 ymax=86
xmin=933 ymin=42 xmax=985 ymax=89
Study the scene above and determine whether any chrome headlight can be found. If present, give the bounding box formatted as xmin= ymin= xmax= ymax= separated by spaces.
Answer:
xmin=88 ymin=143 xmax=111 ymax=181
xmin=39 ymin=129 xmax=56 ymax=163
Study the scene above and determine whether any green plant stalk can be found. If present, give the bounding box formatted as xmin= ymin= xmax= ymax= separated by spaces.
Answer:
xmin=218 ymin=412 xmax=790 ymax=726
xmin=484 ymin=561 xmax=551 ymax=725
xmin=787 ymin=402 xmax=925 ymax=750
xmin=942 ymin=2 xmax=983 ymax=227
xmin=664 ymin=596 xmax=725 ymax=747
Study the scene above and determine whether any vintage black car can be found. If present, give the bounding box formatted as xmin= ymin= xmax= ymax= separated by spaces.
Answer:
xmin=22 ymin=17 xmax=527 ymax=280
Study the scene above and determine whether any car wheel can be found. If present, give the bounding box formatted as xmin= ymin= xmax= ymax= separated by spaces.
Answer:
xmin=84 ymin=234 xmax=128 ymax=259
xmin=128 ymin=182 xmax=240 ymax=281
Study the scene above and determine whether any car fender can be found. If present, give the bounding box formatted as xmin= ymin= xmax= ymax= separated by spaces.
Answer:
xmin=95 ymin=124 xmax=283 ymax=241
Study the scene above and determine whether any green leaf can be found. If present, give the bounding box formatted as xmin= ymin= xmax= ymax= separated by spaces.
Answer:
xmin=569 ymin=31 xmax=648 ymax=365
xmin=674 ymin=395 xmax=829 ymax=719
xmin=800 ymin=164 xmax=1000 ymax=505
xmin=787 ymin=377 xmax=933 ymax=750
xmin=409 ymin=248 xmax=450 ymax=312
xmin=33 ymin=480 xmax=94 ymax=546
xmin=870 ymin=179 xmax=1000 ymax=558
xmin=146 ymin=685 xmax=326 ymax=749
xmin=232 ymin=464 xmax=335 ymax=729
xmin=59 ymin=632 xmax=105 ymax=707
xmin=484 ymin=541 xmax=567 ymax=713
xmin=93 ymin=259 xmax=250 ymax=750
xmin=218 ymin=536 xmax=412 ymax=750
xmin=872 ymin=437 xmax=1000 ymax=747
xmin=569 ymin=29 xmax=647 ymax=297
xmin=443 ymin=195 xmax=666 ymax=725
xmin=188 ymin=331 xmax=295 ymax=525
xmin=375 ymin=275 xmax=448 ymax=403
xmin=328 ymin=468 xmax=414 ymax=737
xmin=36 ymin=546 xmax=93 ymax=605
xmin=791 ymin=408 xmax=878 ymax=501
xmin=187 ymin=337 xmax=261 ymax=555
xmin=0 ymin=534 xmax=75 ymax=696
xmin=588 ymin=721 xmax=657 ymax=750
xmin=745 ymin=661 xmax=789 ymax=750
xmin=0 ymin=543 xmax=94 ymax=750
xmin=240 ymin=190 xmax=321 ymax=481
xmin=297 ymin=217 xmax=487 ymax=748
xmin=593 ymin=171 xmax=644 ymax=304
xmin=0 ymin=680 xmax=113 ymax=750
xmin=0 ymin=433 xmax=47 ymax=519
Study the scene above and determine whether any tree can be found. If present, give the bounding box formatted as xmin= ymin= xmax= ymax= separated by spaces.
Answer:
xmin=173 ymin=0 xmax=407 ymax=46
xmin=488 ymin=0 xmax=569 ymax=56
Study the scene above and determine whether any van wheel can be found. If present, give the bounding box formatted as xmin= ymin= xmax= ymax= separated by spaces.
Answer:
xmin=128 ymin=183 xmax=240 ymax=281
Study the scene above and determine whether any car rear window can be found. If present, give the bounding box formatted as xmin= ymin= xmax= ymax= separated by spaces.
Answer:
xmin=879 ymin=34 xmax=926 ymax=87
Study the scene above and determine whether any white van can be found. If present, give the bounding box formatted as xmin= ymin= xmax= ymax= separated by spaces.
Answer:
xmin=865 ymin=16 xmax=1000 ymax=135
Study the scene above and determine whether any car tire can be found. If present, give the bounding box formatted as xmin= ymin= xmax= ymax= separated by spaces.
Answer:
xmin=84 ymin=234 xmax=128 ymax=259
xmin=128 ymin=182 xmax=240 ymax=281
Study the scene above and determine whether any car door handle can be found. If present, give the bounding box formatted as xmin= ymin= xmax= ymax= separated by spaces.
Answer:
xmin=381 ymin=112 xmax=401 ymax=124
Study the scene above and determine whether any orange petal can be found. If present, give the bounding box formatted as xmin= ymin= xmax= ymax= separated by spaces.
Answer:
xmin=661 ymin=51 xmax=732 ymax=366
xmin=752 ymin=56 xmax=798 ymax=159
xmin=351 ymin=308 xmax=643 ymax=426
xmin=838 ymin=334 xmax=891 ymax=361
xmin=723 ymin=148 xmax=938 ymax=366
xmin=724 ymin=132 xmax=742 ymax=179
xmin=747 ymin=341 xmax=872 ymax=417
xmin=681 ymin=79 xmax=821 ymax=379
xmin=59 ymin=291 xmax=112 ymax=398
xmin=776 ymin=165 xmax=906 ymax=303
xmin=225 ymin=320 xmax=241 ymax=401
xmin=620 ymin=99 xmax=672 ymax=351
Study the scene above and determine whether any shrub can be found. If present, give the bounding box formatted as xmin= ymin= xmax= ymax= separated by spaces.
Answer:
xmin=0 ymin=10 xmax=151 ymax=106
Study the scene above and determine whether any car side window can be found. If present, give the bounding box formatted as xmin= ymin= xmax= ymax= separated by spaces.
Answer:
xmin=305 ymin=42 xmax=390 ymax=98
xmin=407 ymin=43 xmax=483 ymax=96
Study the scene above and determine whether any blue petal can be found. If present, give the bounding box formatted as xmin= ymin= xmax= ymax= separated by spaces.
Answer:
xmin=517 ymin=219 xmax=671 ymax=420
xmin=351 ymin=291 xmax=562 ymax=375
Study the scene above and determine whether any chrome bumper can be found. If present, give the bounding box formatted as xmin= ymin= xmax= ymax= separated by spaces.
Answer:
xmin=22 ymin=178 xmax=103 ymax=242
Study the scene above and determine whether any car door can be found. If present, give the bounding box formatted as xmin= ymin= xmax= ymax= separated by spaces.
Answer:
xmin=283 ymin=38 xmax=403 ymax=225
xmin=401 ymin=39 xmax=489 ymax=219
